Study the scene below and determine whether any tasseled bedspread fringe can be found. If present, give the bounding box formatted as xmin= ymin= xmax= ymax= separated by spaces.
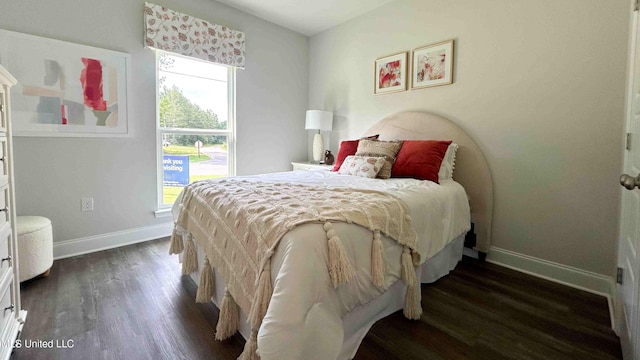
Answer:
xmin=182 ymin=235 xmax=198 ymax=275
xmin=239 ymin=330 xmax=259 ymax=360
xmin=196 ymin=256 xmax=215 ymax=303
xmin=169 ymin=227 xmax=184 ymax=255
xmin=324 ymin=222 xmax=356 ymax=287
xmin=401 ymin=246 xmax=422 ymax=319
xmin=371 ymin=230 xmax=386 ymax=289
xmin=216 ymin=288 xmax=240 ymax=340
xmin=248 ymin=257 xmax=274 ymax=329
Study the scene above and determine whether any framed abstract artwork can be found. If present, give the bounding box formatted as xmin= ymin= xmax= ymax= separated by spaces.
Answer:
xmin=0 ymin=29 xmax=130 ymax=137
xmin=411 ymin=40 xmax=454 ymax=90
xmin=374 ymin=52 xmax=407 ymax=95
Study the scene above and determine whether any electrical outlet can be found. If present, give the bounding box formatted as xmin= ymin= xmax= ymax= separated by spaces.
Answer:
xmin=81 ymin=197 xmax=94 ymax=212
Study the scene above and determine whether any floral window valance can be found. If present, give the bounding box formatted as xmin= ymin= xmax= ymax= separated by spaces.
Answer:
xmin=144 ymin=2 xmax=246 ymax=69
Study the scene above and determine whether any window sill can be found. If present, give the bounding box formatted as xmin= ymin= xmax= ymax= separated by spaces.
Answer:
xmin=154 ymin=208 xmax=173 ymax=219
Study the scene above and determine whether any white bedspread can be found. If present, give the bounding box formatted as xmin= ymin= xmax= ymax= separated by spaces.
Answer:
xmin=173 ymin=170 xmax=470 ymax=359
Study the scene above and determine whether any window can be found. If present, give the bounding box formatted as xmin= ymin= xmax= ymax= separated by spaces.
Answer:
xmin=157 ymin=52 xmax=235 ymax=207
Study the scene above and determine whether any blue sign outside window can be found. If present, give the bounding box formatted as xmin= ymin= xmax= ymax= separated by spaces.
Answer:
xmin=163 ymin=155 xmax=189 ymax=186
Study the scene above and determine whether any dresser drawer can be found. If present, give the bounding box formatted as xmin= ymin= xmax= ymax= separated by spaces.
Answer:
xmin=0 ymin=185 xmax=8 ymax=230
xmin=0 ymin=219 xmax=13 ymax=333
xmin=0 ymin=89 xmax=6 ymax=132
xmin=0 ymin=282 xmax=13 ymax=333
xmin=0 ymin=136 xmax=7 ymax=181
xmin=0 ymin=226 xmax=9 ymax=276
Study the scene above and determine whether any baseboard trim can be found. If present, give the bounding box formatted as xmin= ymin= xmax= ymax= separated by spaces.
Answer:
xmin=487 ymin=246 xmax=614 ymax=299
xmin=609 ymin=280 xmax=617 ymax=330
xmin=53 ymin=231 xmax=619 ymax=324
xmin=53 ymin=222 xmax=174 ymax=260
xmin=463 ymin=247 xmax=479 ymax=259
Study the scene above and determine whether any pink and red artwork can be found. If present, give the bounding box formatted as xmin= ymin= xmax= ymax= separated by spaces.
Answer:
xmin=374 ymin=52 xmax=407 ymax=95
xmin=411 ymin=40 xmax=454 ymax=90
xmin=378 ymin=60 xmax=402 ymax=89
xmin=416 ymin=51 xmax=446 ymax=82
xmin=0 ymin=29 xmax=129 ymax=136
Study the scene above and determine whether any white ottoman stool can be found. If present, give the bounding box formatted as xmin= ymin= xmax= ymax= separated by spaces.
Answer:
xmin=16 ymin=216 xmax=53 ymax=282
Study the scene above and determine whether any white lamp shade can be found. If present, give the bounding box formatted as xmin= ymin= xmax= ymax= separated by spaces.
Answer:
xmin=305 ymin=110 xmax=333 ymax=131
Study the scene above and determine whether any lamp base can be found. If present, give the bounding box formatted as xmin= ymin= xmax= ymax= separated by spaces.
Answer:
xmin=312 ymin=133 xmax=323 ymax=162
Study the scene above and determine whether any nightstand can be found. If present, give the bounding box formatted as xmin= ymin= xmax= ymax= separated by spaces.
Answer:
xmin=291 ymin=162 xmax=334 ymax=171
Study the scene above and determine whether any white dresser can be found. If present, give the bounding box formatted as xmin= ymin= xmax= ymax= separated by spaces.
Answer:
xmin=0 ymin=65 xmax=26 ymax=359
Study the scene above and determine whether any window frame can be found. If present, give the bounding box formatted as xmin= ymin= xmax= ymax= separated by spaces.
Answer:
xmin=155 ymin=51 xmax=236 ymax=211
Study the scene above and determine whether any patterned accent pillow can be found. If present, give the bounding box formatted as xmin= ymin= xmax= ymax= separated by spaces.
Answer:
xmin=337 ymin=155 xmax=386 ymax=178
xmin=331 ymin=134 xmax=380 ymax=171
xmin=355 ymin=139 xmax=403 ymax=179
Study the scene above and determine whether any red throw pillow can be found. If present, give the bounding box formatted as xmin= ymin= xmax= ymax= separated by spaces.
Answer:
xmin=331 ymin=134 xmax=380 ymax=171
xmin=332 ymin=140 xmax=358 ymax=171
xmin=391 ymin=140 xmax=452 ymax=183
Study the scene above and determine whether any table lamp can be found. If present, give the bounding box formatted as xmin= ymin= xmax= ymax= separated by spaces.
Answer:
xmin=305 ymin=110 xmax=333 ymax=162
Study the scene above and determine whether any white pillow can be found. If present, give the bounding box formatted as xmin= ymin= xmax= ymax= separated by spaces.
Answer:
xmin=438 ymin=143 xmax=459 ymax=180
xmin=338 ymin=155 xmax=386 ymax=178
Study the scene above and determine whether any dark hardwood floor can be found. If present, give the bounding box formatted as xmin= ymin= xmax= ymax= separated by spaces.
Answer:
xmin=14 ymin=238 xmax=621 ymax=360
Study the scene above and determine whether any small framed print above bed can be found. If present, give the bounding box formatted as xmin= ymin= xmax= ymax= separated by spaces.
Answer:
xmin=374 ymin=51 xmax=408 ymax=95
xmin=411 ymin=39 xmax=454 ymax=90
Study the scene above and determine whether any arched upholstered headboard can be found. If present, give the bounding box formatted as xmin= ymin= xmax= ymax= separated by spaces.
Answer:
xmin=364 ymin=112 xmax=493 ymax=253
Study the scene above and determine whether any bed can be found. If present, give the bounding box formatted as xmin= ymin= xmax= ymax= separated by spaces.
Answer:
xmin=169 ymin=111 xmax=493 ymax=360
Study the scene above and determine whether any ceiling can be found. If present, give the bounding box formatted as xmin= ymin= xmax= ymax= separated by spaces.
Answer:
xmin=215 ymin=0 xmax=396 ymax=36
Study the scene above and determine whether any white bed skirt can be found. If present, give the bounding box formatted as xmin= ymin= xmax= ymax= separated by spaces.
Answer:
xmin=181 ymin=234 xmax=464 ymax=360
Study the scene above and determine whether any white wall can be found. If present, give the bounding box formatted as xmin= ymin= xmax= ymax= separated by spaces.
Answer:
xmin=0 ymin=0 xmax=309 ymax=242
xmin=309 ymin=0 xmax=629 ymax=276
